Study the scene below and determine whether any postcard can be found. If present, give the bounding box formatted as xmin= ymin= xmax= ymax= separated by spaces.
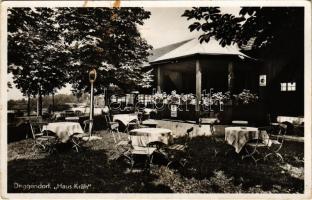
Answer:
xmin=1 ymin=1 xmax=311 ymax=199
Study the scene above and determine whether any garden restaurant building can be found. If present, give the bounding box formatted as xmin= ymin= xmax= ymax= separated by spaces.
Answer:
xmin=143 ymin=38 xmax=304 ymax=123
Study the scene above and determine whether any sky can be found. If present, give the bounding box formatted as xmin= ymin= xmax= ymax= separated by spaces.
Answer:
xmin=7 ymin=7 xmax=240 ymax=100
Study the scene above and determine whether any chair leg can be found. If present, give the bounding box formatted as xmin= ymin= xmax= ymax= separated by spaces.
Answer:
xmin=125 ymin=125 xmax=129 ymax=134
xmin=166 ymin=161 xmax=173 ymax=168
xmin=116 ymin=128 xmax=121 ymax=140
xmin=33 ymin=142 xmax=46 ymax=152
xmin=275 ymin=153 xmax=284 ymax=162
xmin=242 ymin=146 xmax=259 ymax=164
xmin=264 ymin=152 xmax=284 ymax=163
xmin=71 ymin=138 xmax=80 ymax=152
xmin=111 ymin=130 xmax=117 ymax=144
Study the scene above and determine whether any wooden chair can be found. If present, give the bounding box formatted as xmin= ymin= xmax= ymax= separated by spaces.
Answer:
xmin=199 ymin=118 xmax=220 ymax=156
xmin=264 ymin=123 xmax=287 ymax=162
xmin=242 ymin=123 xmax=287 ymax=164
xmin=71 ymin=120 xmax=92 ymax=152
xmin=125 ymin=119 xmax=140 ymax=133
xmin=29 ymin=120 xmax=57 ymax=153
xmin=104 ymin=114 xmax=122 ymax=143
xmin=104 ymin=114 xmax=119 ymax=130
xmin=116 ymin=132 xmax=157 ymax=172
xmin=165 ymin=127 xmax=194 ymax=168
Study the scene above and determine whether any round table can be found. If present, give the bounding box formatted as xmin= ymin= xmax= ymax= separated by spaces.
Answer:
xmin=129 ymin=128 xmax=173 ymax=147
xmin=42 ymin=122 xmax=84 ymax=143
xmin=113 ymin=114 xmax=138 ymax=126
xmin=225 ymin=127 xmax=269 ymax=153
xmin=141 ymin=119 xmax=158 ymax=128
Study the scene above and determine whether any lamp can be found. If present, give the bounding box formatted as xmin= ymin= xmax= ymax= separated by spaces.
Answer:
xmin=88 ymin=68 xmax=97 ymax=135
xmin=89 ymin=68 xmax=97 ymax=83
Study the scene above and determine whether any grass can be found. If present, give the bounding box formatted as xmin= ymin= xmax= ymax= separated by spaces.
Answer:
xmin=7 ymin=129 xmax=304 ymax=193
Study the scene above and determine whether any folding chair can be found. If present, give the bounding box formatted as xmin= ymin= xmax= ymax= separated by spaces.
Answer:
xmin=71 ymin=120 xmax=92 ymax=152
xmin=199 ymin=118 xmax=220 ymax=137
xmin=263 ymin=123 xmax=287 ymax=162
xmin=104 ymin=114 xmax=119 ymax=131
xmin=116 ymin=132 xmax=157 ymax=172
xmin=29 ymin=120 xmax=57 ymax=153
xmin=111 ymin=122 xmax=132 ymax=152
xmin=165 ymin=127 xmax=193 ymax=168
xmin=242 ymin=123 xmax=287 ymax=164
xmin=125 ymin=119 xmax=140 ymax=133
xmin=199 ymin=118 xmax=220 ymax=156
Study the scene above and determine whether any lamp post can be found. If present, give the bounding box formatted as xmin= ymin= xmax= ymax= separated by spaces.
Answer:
xmin=89 ymin=68 xmax=97 ymax=135
xmin=104 ymin=87 xmax=107 ymax=106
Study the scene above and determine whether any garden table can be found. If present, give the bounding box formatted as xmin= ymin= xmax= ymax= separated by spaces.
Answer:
xmin=113 ymin=114 xmax=138 ymax=126
xmin=141 ymin=119 xmax=158 ymax=128
xmin=42 ymin=122 xmax=84 ymax=143
xmin=129 ymin=128 xmax=173 ymax=147
xmin=225 ymin=127 xmax=270 ymax=153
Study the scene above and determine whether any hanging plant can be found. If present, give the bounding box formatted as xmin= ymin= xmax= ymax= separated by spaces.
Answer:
xmin=233 ymin=89 xmax=259 ymax=105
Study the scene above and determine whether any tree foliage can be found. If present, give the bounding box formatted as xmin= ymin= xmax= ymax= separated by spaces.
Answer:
xmin=8 ymin=8 xmax=69 ymax=96
xmin=182 ymin=7 xmax=304 ymax=58
xmin=8 ymin=7 xmax=153 ymax=114
xmin=56 ymin=7 xmax=153 ymax=94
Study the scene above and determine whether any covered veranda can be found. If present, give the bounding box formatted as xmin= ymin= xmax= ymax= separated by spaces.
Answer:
xmin=150 ymin=38 xmax=255 ymax=111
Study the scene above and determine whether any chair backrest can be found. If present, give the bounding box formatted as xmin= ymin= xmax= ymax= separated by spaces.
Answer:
xmin=104 ymin=114 xmax=111 ymax=124
xmin=185 ymin=127 xmax=194 ymax=143
xmin=199 ymin=118 xmax=219 ymax=135
xmin=276 ymin=123 xmax=287 ymax=143
xmin=110 ymin=122 xmax=119 ymax=131
xmin=29 ymin=121 xmax=46 ymax=139
xmin=187 ymin=127 xmax=194 ymax=134
xmin=74 ymin=110 xmax=83 ymax=116
xmin=83 ymin=119 xmax=92 ymax=133
xmin=137 ymin=112 xmax=143 ymax=123
xmin=128 ymin=118 xmax=140 ymax=126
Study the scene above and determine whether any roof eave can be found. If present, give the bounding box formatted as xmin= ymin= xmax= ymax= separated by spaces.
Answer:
xmin=150 ymin=53 xmax=253 ymax=65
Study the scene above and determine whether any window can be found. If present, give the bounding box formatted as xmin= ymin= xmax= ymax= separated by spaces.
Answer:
xmin=280 ymin=82 xmax=296 ymax=91
xmin=288 ymin=82 xmax=296 ymax=91
xmin=280 ymin=83 xmax=287 ymax=91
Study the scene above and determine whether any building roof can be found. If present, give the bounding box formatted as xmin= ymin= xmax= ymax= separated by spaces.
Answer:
xmin=150 ymin=37 xmax=251 ymax=64
xmin=143 ymin=39 xmax=192 ymax=67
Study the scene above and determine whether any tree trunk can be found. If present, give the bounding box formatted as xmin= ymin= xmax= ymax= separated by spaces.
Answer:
xmin=38 ymin=89 xmax=43 ymax=116
xmin=52 ymin=93 xmax=55 ymax=113
xmin=27 ymin=93 xmax=31 ymax=116
xmin=36 ymin=95 xmax=39 ymax=117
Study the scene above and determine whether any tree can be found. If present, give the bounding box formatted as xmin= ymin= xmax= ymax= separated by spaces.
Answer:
xmin=182 ymin=7 xmax=304 ymax=58
xmin=56 ymin=7 xmax=153 ymax=95
xmin=8 ymin=8 xmax=69 ymax=115
xmin=8 ymin=7 xmax=153 ymax=115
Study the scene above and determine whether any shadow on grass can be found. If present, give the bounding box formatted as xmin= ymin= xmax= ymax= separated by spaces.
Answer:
xmin=178 ymin=135 xmax=304 ymax=193
xmin=7 ymin=131 xmax=304 ymax=193
xmin=8 ymin=144 xmax=173 ymax=193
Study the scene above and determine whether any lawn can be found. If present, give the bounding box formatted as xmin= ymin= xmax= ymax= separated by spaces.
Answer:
xmin=7 ymin=130 xmax=304 ymax=193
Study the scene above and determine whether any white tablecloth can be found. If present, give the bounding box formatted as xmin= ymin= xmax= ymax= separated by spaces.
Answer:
xmin=277 ymin=116 xmax=304 ymax=125
xmin=129 ymin=128 xmax=172 ymax=147
xmin=143 ymin=108 xmax=157 ymax=114
xmin=113 ymin=114 xmax=138 ymax=126
xmin=43 ymin=122 xmax=84 ymax=143
xmin=142 ymin=119 xmax=158 ymax=127
xmin=225 ymin=127 xmax=270 ymax=153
